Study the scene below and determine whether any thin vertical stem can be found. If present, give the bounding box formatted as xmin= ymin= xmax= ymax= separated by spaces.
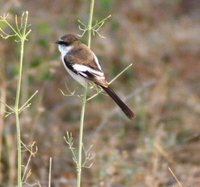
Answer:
xmin=77 ymin=86 xmax=88 ymax=187
xmin=88 ymin=0 xmax=95 ymax=49
xmin=15 ymin=39 xmax=25 ymax=187
xmin=15 ymin=40 xmax=25 ymax=112
xmin=77 ymin=1 xmax=95 ymax=186
xmin=14 ymin=12 xmax=29 ymax=187
xmin=48 ymin=157 xmax=52 ymax=187
xmin=15 ymin=113 xmax=22 ymax=187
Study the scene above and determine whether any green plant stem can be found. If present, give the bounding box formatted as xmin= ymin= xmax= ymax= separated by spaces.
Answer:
xmin=77 ymin=1 xmax=95 ymax=187
xmin=0 ymin=11 xmax=30 ymax=187
xmin=88 ymin=0 xmax=95 ymax=49
xmin=77 ymin=85 xmax=88 ymax=187
xmin=15 ymin=113 xmax=22 ymax=187
xmin=15 ymin=39 xmax=25 ymax=187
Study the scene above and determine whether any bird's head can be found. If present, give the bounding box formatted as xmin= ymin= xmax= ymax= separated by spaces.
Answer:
xmin=56 ymin=34 xmax=79 ymax=54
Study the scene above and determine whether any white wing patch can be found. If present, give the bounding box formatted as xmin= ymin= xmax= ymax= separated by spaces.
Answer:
xmin=73 ymin=64 xmax=104 ymax=77
xmin=92 ymin=51 xmax=102 ymax=70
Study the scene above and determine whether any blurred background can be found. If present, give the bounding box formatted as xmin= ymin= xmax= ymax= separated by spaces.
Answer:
xmin=0 ymin=0 xmax=200 ymax=186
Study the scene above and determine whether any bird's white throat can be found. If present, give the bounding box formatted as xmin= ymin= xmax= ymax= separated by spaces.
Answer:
xmin=58 ymin=45 xmax=73 ymax=59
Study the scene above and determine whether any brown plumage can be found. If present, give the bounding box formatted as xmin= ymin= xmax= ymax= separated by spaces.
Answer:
xmin=65 ymin=45 xmax=101 ymax=71
xmin=56 ymin=34 xmax=135 ymax=119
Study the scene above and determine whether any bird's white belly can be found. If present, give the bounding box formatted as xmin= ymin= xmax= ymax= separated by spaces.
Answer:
xmin=62 ymin=62 xmax=87 ymax=87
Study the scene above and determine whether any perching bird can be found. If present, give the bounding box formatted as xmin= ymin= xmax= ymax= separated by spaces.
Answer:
xmin=56 ymin=34 xmax=135 ymax=119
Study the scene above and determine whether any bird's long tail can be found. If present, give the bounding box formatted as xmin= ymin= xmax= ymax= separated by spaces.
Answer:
xmin=101 ymin=86 xmax=135 ymax=119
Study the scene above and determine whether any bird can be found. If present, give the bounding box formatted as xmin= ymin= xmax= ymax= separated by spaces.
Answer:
xmin=56 ymin=34 xmax=135 ymax=119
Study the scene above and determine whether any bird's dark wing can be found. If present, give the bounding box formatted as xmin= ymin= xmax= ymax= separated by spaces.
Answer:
xmin=69 ymin=44 xmax=102 ymax=71
xmin=64 ymin=45 xmax=107 ymax=86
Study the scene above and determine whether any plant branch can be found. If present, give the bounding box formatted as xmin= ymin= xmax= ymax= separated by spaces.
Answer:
xmin=19 ymin=90 xmax=38 ymax=113
xmin=168 ymin=167 xmax=183 ymax=187
xmin=87 ymin=63 xmax=133 ymax=101
xmin=64 ymin=132 xmax=78 ymax=165
xmin=0 ymin=11 xmax=31 ymax=187
xmin=76 ymin=1 xmax=94 ymax=187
